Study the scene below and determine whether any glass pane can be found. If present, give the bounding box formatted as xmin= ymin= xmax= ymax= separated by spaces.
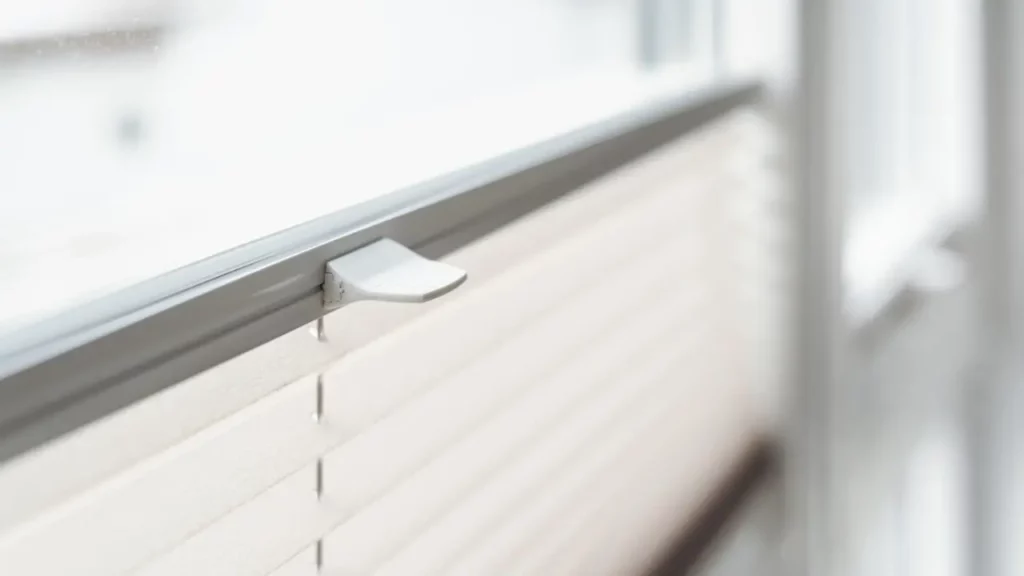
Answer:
xmin=0 ymin=0 xmax=717 ymax=337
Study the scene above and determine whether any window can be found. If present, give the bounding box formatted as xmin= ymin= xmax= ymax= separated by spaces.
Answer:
xmin=0 ymin=0 xmax=752 ymax=461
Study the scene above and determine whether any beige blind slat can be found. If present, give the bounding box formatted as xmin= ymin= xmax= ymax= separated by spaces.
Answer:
xmin=135 ymin=466 xmax=330 ymax=576
xmin=0 ymin=378 xmax=322 ymax=576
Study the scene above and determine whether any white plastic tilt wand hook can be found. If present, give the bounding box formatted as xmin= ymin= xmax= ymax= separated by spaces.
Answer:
xmin=322 ymin=238 xmax=468 ymax=311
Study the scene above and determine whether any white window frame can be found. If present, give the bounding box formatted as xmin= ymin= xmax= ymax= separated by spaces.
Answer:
xmin=792 ymin=1 xmax=987 ymax=575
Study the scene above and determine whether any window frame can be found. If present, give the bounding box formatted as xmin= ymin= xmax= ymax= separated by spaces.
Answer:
xmin=792 ymin=0 xmax=986 ymax=573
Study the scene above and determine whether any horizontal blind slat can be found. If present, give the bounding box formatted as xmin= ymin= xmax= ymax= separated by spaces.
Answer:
xmin=135 ymin=466 xmax=331 ymax=576
xmin=0 ymin=378 xmax=324 ymax=576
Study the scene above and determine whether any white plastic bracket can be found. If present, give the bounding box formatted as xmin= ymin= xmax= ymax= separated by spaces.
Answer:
xmin=322 ymin=238 xmax=467 ymax=311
